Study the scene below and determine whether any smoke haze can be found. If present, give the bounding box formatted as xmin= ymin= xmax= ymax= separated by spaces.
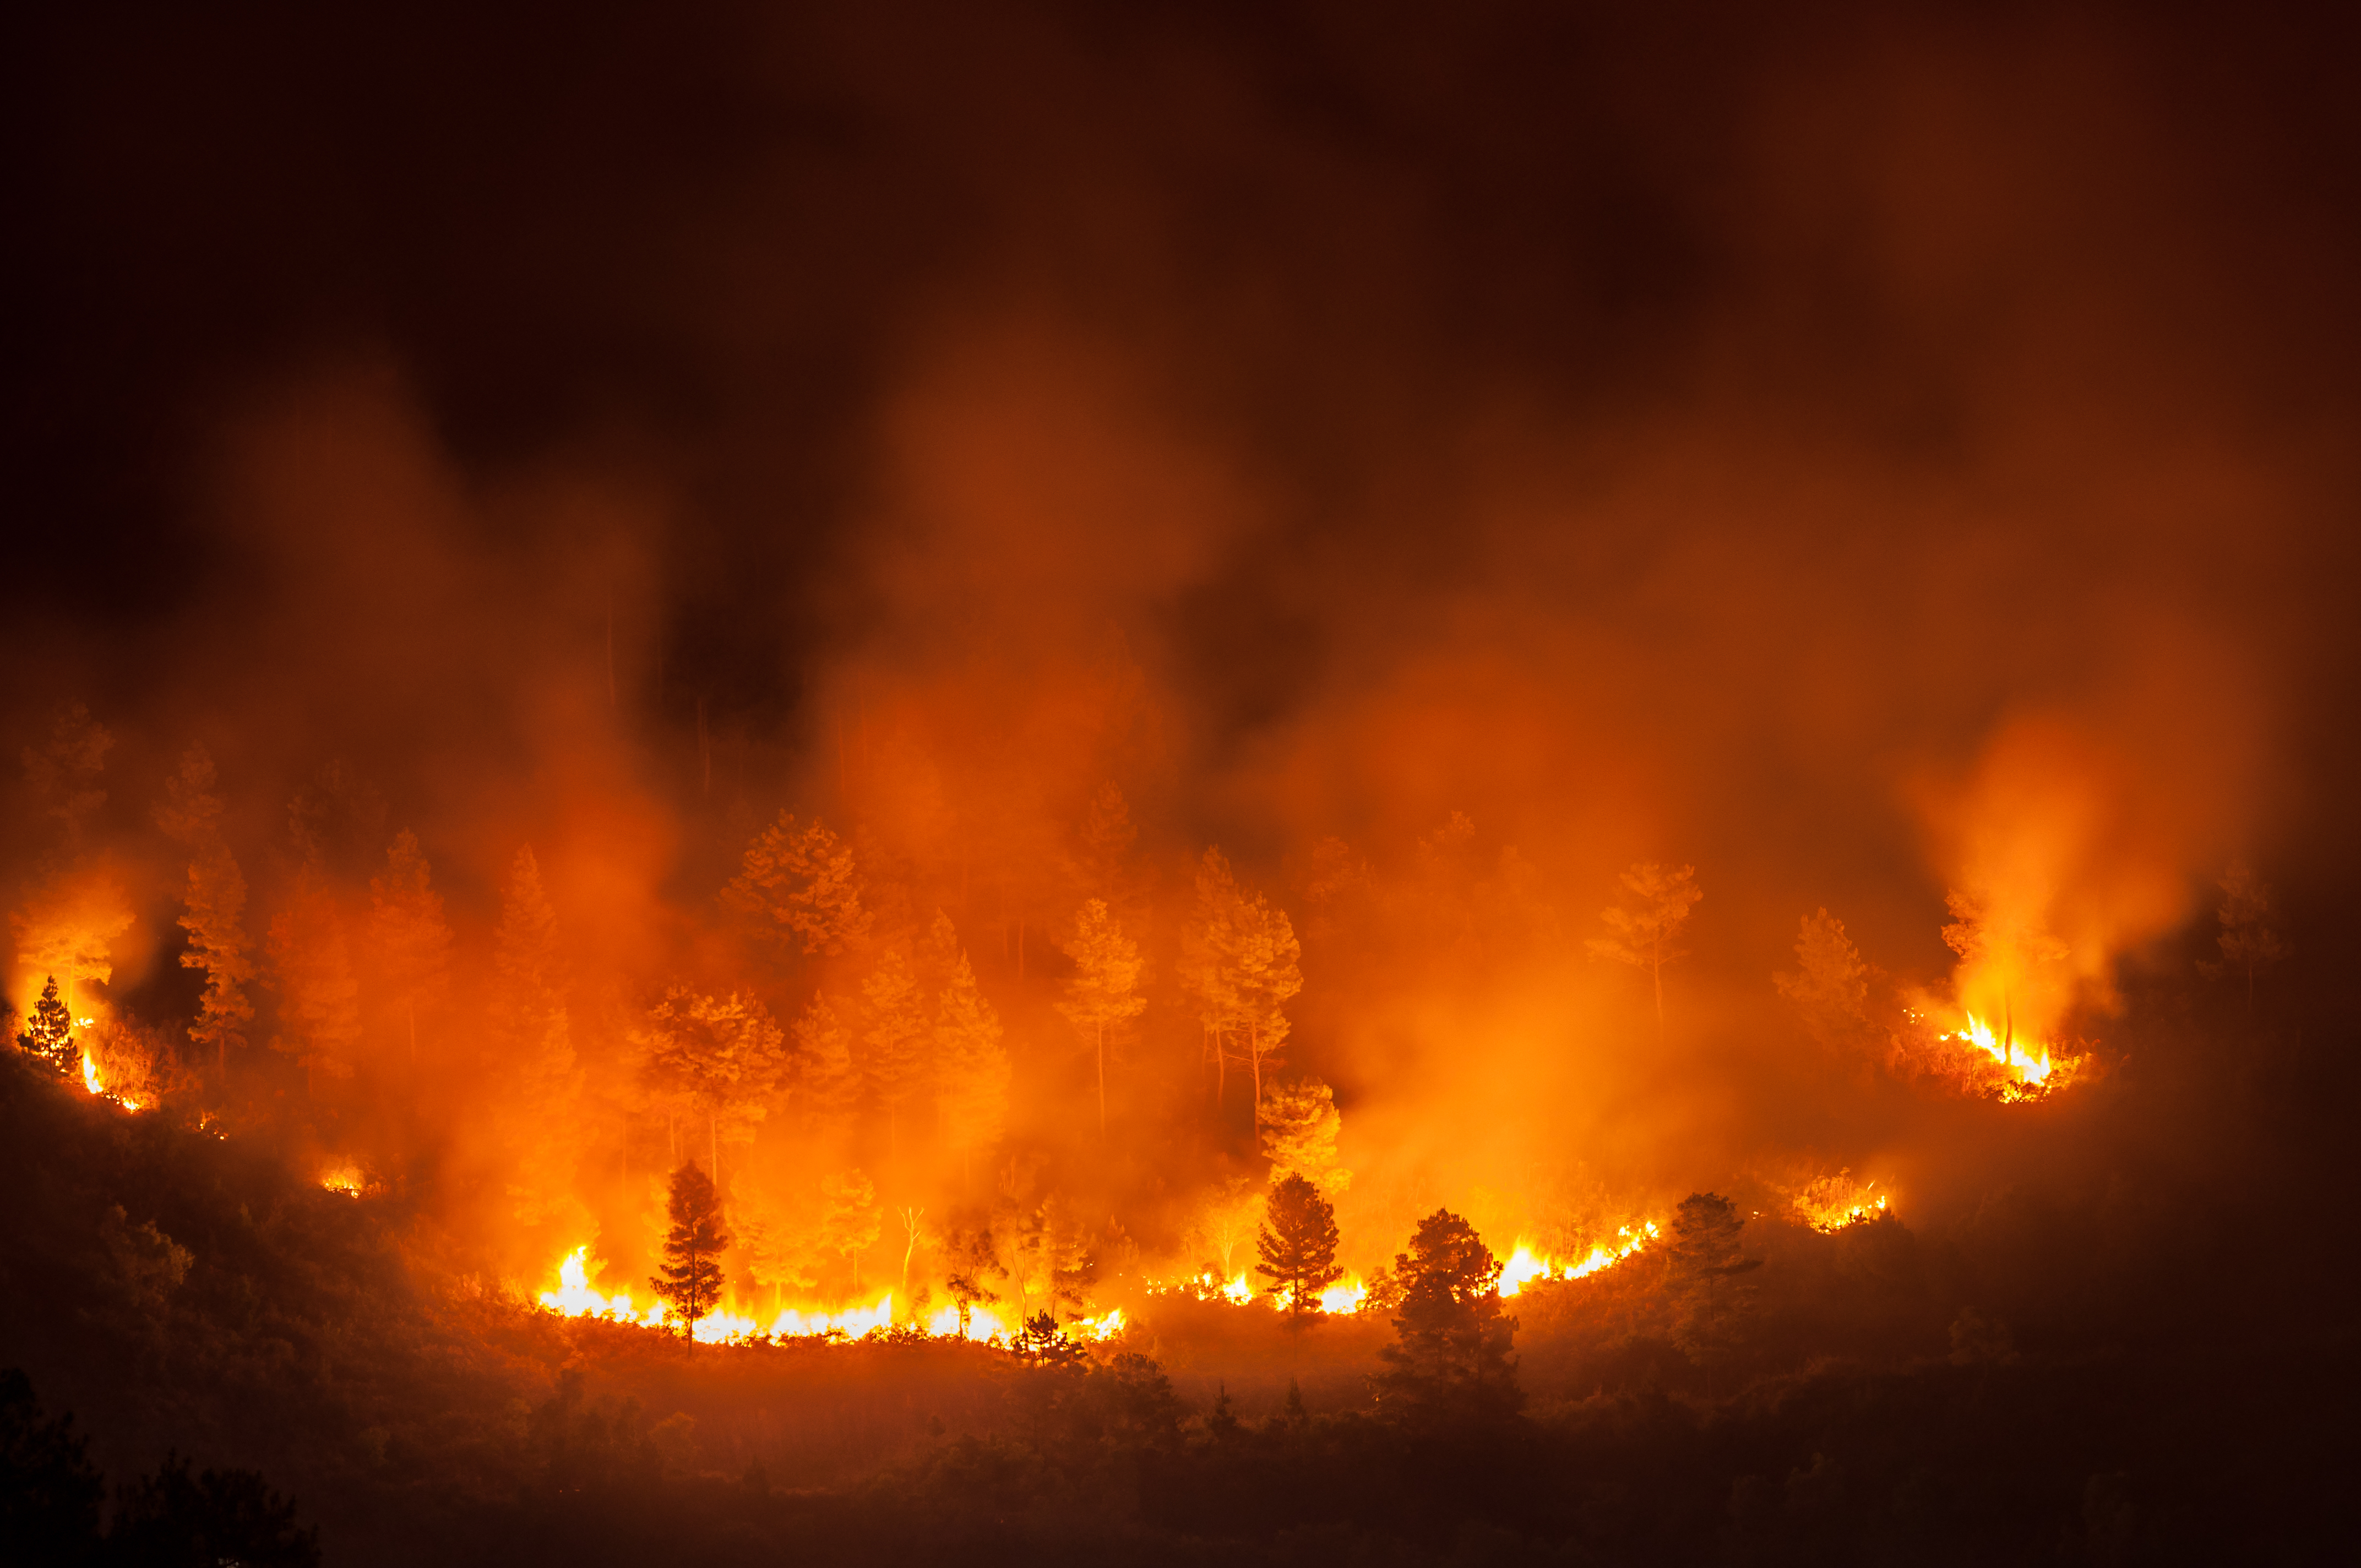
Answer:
xmin=6 ymin=0 xmax=2357 ymax=1292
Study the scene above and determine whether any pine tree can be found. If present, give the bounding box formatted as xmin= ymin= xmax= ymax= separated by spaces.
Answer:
xmin=1069 ymin=781 xmax=1153 ymax=932
xmin=17 ymin=975 xmax=74 ymax=1074
xmin=792 ymin=995 xmax=861 ymax=1146
xmin=860 ymin=941 xmax=929 ymax=1158
xmin=368 ymin=830 xmax=451 ymax=1067
xmin=737 ymin=1183 xmax=820 ymax=1315
xmin=2212 ymin=862 xmax=2288 ymax=1011
xmin=1587 ymin=862 xmax=1702 ymax=1042
xmin=154 ymin=746 xmax=255 ymax=1082
xmin=1373 ymin=1208 xmax=1521 ymax=1423
xmin=489 ymin=848 xmax=584 ymax=1235
xmin=1057 ymin=898 xmax=1145 ymax=1136
xmin=266 ymin=866 xmax=361 ymax=1093
xmin=23 ymin=703 xmax=112 ymax=853
xmin=651 ymin=1162 xmax=730 ymax=1335
xmin=817 ymin=1169 xmax=881 ymax=1296
xmin=942 ymin=1223 xmax=1004 ymax=1337
xmin=722 ymin=812 xmax=873 ymax=957
xmin=1257 ymin=1077 xmax=1350 ymax=1194
xmin=1231 ymin=892 xmax=1301 ymax=1116
xmin=1667 ymin=1191 xmax=1759 ymax=1374
xmin=1179 ymin=848 xmax=1244 ymax=1106
xmin=1256 ymin=1172 xmax=1344 ymax=1328
xmin=934 ymin=951 xmax=1010 ymax=1186
xmin=635 ymin=987 xmax=790 ymax=1188
xmin=1774 ymin=908 xmax=1870 ymax=1045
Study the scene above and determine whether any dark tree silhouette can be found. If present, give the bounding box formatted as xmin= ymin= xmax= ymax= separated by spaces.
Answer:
xmin=15 ymin=977 xmax=73 ymax=1075
xmin=1010 ymin=1310 xmax=1086 ymax=1367
xmin=650 ymin=1162 xmax=730 ymax=1335
xmin=108 ymin=1452 xmax=320 ymax=1568
xmin=1256 ymin=1172 xmax=1344 ymax=1329
xmin=0 ymin=1368 xmax=104 ymax=1559
xmin=1373 ymin=1207 xmax=1521 ymax=1422
xmin=1668 ymin=1191 xmax=1761 ymax=1384
xmin=942 ymin=1224 xmax=1004 ymax=1338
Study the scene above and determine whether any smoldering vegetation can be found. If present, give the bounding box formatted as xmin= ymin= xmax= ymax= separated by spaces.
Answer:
xmin=4 ymin=1 xmax=2360 ymax=1562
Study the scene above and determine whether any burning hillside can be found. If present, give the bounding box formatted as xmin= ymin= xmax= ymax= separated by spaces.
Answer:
xmin=4 ymin=1 xmax=2359 ymax=1562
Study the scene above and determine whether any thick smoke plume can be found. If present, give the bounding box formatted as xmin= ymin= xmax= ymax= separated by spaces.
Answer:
xmin=5 ymin=2 xmax=2355 ymax=1316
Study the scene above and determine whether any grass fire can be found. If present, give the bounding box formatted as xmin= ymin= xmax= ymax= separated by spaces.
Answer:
xmin=3 ymin=3 xmax=2356 ymax=1564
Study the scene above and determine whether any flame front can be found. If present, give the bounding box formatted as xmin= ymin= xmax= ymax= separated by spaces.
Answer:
xmin=1498 ymin=1224 xmax=1660 ymax=1294
xmin=1944 ymin=1010 xmax=2079 ymax=1099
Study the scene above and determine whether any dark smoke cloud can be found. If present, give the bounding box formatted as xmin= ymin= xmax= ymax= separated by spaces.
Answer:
xmin=6 ymin=1 xmax=2359 ymax=1277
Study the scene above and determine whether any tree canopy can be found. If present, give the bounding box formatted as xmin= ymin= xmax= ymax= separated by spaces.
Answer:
xmin=1373 ymin=1207 xmax=1521 ymax=1423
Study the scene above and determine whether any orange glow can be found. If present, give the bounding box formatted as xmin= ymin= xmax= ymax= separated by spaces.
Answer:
xmin=1497 ymin=1224 xmax=1660 ymax=1295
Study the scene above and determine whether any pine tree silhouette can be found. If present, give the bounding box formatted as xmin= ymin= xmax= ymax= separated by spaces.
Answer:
xmin=1256 ymin=1172 xmax=1345 ymax=1329
xmin=651 ymin=1162 xmax=730 ymax=1336
xmin=18 ymin=975 xmax=74 ymax=1074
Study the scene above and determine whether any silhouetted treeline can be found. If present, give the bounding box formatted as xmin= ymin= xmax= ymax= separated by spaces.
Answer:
xmin=3 ymin=943 xmax=2354 ymax=1564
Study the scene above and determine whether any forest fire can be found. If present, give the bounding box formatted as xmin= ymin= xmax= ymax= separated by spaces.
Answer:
xmin=1498 ymin=1224 xmax=1661 ymax=1295
xmin=5 ymin=4 xmax=2347 ymax=1558
xmin=1947 ymin=1011 xmax=2077 ymax=1098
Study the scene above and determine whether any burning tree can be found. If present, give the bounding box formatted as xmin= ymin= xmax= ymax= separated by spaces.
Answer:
xmin=1067 ymin=781 xmax=1154 ymax=933
xmin=153 ymin=745 xmax=255 ymax=1083
xmin=1256 ymin=1172 xmax=1343 ymax=1329
xmin=1774 ymin=908 xmax=1871 ymax=1046
xmin=635 ymin=986 xmax=789 ymax=1186
xmin=367 ymin=830 xmax=451 ymax=1068
xmin=1587 ymin=862 xmax=1701 ymax=1042
xmin=1373 ymin=1208 xmax=1521 ymax=1423
xmin=791 ymin=995 xmax=861 ymax=1146
xmin=2208 ymin=861 xmax=2287 ymax=1010
xmin=266 ymin=867 xmax=361 ymax=1095
xmin=651 ymin=1162 xmax=729 ymax=1336
xmin=942 ymin=1223 xmax=1004 ymax=1337
xmin=1258 ymin=1076 xmax=1349 ymax=1194
xmin=933 ymin=948 xmax=1010 ymax=1186
xmin=17 ymin=975 xmax=74 ymax=1074
xmin=815 ymin=1169 xmax=881 ymax=1295
xmin=1179 ymin=848 xmax=1243 ymax=1104
xmin=1057 ymin=897 xmax=1144 ymax=1136
xmin=490 ymin=848 xmax=584 ymax=1235
xmin=723 ymin=813 xmax=873 ymax=959
xmin=1179 ymin=848 xmax=1302 ymax=1117
xmin=859 ymin=941 xmax=929 ymax=1159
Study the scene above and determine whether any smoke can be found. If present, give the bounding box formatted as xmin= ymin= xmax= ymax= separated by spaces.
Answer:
xmin=7 ymin=2 xmax=2357 ymax=1294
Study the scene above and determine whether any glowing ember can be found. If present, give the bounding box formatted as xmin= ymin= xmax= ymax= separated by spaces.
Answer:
xmin=319 ymin=1166 xmax=367 ymax=1196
